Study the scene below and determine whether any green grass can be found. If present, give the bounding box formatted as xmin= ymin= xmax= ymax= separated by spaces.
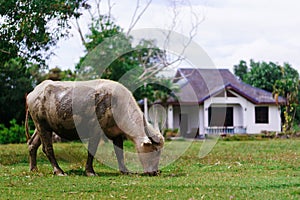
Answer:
xmin=0 ymin=139 xmax=299 ymax=199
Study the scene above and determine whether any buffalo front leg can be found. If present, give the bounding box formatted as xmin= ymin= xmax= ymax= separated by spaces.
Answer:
xmin=113 ymin=136 xmax=129 ymax=174
xmin=85 ymin=134 xmax=101 ymax=176
xmin=28 ymin=129 xmax=41 ymax=172
xmin=40 ymin=130 xmax=65 ymax=176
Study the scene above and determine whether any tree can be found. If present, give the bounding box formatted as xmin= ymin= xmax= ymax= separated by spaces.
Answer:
xmin=39 ymin=67 xmax=77 ymax=82
xmin=0 ymin=0 xmax=87 ymax=126
xmin=273 ymin=63 xmax=300 ymax=133
xmin=75 ymin=15 xmax=134 ymax=79
xmin=75 ymin=14 xmax=169 ymax=102
xmin=245 ymin=60 xmax=282 ymax=92
xmin=0 ymin=0 xmax=87 ymax=64
xmin=233 ymin=60 xmax=248 ymax=80
xmin=233 ymin=60 xmax=300 ymax=133
xmin=0 ymin=58 xmax=33 ymax=126
xmin=75 ymin=0 xmax=201 ymax=103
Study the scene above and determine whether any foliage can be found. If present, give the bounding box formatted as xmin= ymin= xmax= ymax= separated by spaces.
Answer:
xmin=233 ymin=60 xmax=248 ymax=80
xmin=0 ymin=0 xmax=87 ymax=127
xmin=0 ymin=58 xmax=33 ymax=126
xmin=76 ymin=15 xmax=173 ymax=102
xmin=234 ymin=59 xmax=283 ymax=92
xmin=293 ymin=123 xmax=300 ymax=133
xmin=84 ymin=15 xmax=123 ymax=52
xmin=0 ymin=119 xmax=27 ymax=144
xmin=273 ymin=64 xmax=300 ymax=133
xmin=75 ymin=15 xmax=131 ymax=79
xmin=0 ymin=140 xmax=299 ymax=199
xmin=164 ymin=128 xmax=179 ymax=138
xmin=0 ymin=0 xmax=87 ymax=64
xmin=233 ymin=60 xmax=300 ymax=132
xmin=39 ymin=67 xmax=77 ymax=82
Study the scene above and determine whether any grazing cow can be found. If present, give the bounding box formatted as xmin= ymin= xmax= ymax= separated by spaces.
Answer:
xmin=25 ymin=79 xmax=164 ymax=176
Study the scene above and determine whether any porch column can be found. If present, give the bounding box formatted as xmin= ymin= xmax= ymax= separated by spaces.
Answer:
xmin=199 ymin=105 xmax=205 ymax=135
xmin=167 ymin=105 xmax=174 ymax=129
xmin=203 ymin=101 xmax=211 ymax=134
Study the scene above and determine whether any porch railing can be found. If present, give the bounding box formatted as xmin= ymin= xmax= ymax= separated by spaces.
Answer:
xmin=205 ymin=126 xmax=247 ymax=134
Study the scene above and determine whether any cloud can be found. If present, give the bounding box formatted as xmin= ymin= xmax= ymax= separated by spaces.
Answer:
xmin=210 ymin=38 xmax=299 ymax=68
xmin=48 ymin=0 xmax=300 ymax=72
xmin=191 ymin=0 xmax=300 ymax=69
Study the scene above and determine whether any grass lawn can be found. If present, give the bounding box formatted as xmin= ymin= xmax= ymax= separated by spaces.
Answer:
xmin=0 ymin=139 xmax=299 ymax=199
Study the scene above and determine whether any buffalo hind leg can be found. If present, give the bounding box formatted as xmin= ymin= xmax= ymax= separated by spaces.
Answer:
xmin=85 ymin=134 xmax=101 ymax=176
xmin=40 ymin=130 xmax=65 ymax=176
xmin=28 ymin=129 xmax=41 ymax=171
xmin=113 ymin=136 xmax=129 ymax=174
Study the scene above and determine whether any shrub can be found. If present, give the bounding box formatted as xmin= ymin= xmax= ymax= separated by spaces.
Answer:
xmin=221 ymin=134 xmax=265 ymax=141
xmin=163 ymin=128 xmax=179 ymax=139
xmin=0 ymin=119 xmax=27 ymax=144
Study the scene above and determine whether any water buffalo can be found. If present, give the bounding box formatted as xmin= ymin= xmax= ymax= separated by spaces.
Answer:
xmin=25 ymin=79 xmax=164 ymax=176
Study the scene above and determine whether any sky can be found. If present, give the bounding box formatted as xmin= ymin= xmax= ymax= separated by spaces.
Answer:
xmin=47 ymin=0 xmax=300 ymax=72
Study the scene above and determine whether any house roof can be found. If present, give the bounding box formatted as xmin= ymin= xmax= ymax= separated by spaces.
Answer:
xmin=169 ymin=68 xmax=285 ymax=105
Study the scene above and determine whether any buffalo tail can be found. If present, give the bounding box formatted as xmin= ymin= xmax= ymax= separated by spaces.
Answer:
xmin=25 ymin=93 xmax=31 ymax=142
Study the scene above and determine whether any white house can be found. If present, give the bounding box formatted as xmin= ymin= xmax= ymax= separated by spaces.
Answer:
xmin=164 ymin=68 xmax=285 ymax=137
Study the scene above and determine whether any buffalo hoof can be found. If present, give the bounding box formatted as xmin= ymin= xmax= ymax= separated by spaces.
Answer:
xmin=30 ymin=166 xmax=38 ymax=172
xmin=86 ymin=171 xmax=97 ymax=177
xmin=53 ymin=169 xmax=66 ymax=176
xmin=120 ymin=170 xmax=132 ymax=175
xmin=54 ymin=171 xmax=67 ymax=176
xmin=121 ymin=171 xmax=137 ymax=175
xmin=143 ymin=171 xmax=160 ymax=176
xmin=57 ymin=173 xmax=67 ymax=176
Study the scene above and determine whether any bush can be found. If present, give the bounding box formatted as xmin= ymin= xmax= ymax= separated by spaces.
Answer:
xmin=0 ymin=119 xmax=26 ymax=144
xmin=221 ymin=134 xmax=265 ymax=141
xmin=163 ymin=128 xmax=179 ymax=139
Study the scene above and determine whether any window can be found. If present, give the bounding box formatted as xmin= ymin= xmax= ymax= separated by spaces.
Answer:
xmin=255 ymin=106 xmax=269 ymax=124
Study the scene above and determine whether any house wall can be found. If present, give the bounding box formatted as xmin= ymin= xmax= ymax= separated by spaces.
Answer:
xmin=203 ymin=90 xmax=282 ymax=134
xmin=204 ymin=93 xmax=248 ymax=130
xmin=167 ymin=90 xmax=282 ymax=135
xmin=170 ymin=105 xmax=200 ymax=134
xmin=245 ymin=103 xmax=281 ymax=134
xmin=233 ymin=104 xmax=243 ymax=127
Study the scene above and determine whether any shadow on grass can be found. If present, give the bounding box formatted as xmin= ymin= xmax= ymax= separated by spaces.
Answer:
xmin=64 ymin=169 xmax=186 ymax=178
xmin=65 ymin=169 xmax=121 ymax=177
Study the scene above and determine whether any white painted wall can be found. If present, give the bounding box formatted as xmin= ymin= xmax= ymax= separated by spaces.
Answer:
xmin=203 ymin=91 xmax=249 ymax=129
xmin=233 ymin=104 xmax=243 ymax=127
xmin=245 ymin=103 xmax=281 ymax=134
xmin=166 ymin=90 xmax=282 ymax=134
xmin=171 ymin=105 xmax=201 ymax=132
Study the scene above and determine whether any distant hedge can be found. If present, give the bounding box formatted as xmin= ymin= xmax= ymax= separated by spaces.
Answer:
xmin=0 ymin=119 xmax=27 ymax=144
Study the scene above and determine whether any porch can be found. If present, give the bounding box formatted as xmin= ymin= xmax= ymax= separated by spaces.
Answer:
xmin=167 ymin=103 xmax=247 ymax=137
xmin=205 ymin=126 xmax=247 ymax=135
